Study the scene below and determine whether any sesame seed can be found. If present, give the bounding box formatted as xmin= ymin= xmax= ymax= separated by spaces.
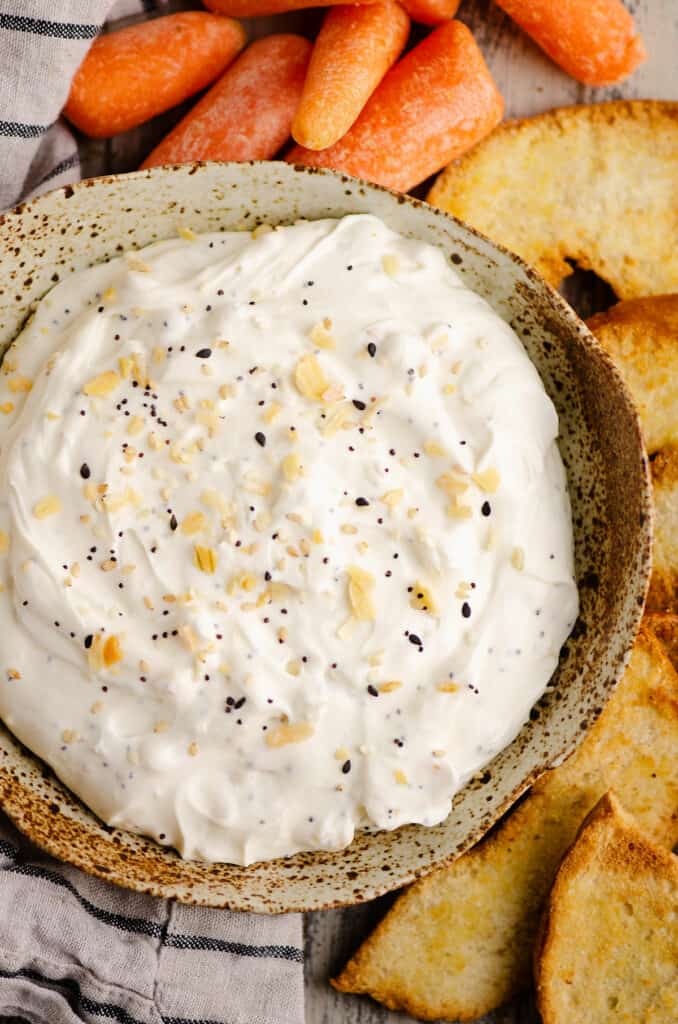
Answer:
xmin=367 ymin=342 xmax=377 ymax=358
xmin=461 ymin=602 xmax=472 ymax=618
xmin=254 ymin=432 xmax=266 ymax=447
xmin=80 ymin=463 xmax=90 ymax=479
xmin=341 ymin=759 xmax=351 ymax=774
xmin=195 ymin=348 xmax=212 ymax=359
xmin=355 ymin=497 xmax=369 ymax=507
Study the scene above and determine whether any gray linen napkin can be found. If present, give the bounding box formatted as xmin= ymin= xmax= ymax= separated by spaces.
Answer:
xmin=0 ymin=4 xmax=304 ymax=1022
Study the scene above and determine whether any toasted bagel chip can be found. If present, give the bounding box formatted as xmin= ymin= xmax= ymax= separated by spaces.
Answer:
xmin=585 ymin=298 xmax=678 ymax=612
xmin=647 ymin=612 xmax=678 ymax=671
xmin=648 ymin=447 xmax=678 ymax=614
xmin=588 ymin=295 xmax=678 ymax=454
xmin=332 ymin=625 xmax=678 ymax=1020
xmin=535 ymin=792 xmax=678 ymax=1024
xmin=428 ymin=101 xmax=678 ymax=301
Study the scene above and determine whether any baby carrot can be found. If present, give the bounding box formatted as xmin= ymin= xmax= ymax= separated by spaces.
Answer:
xmin=399 ymin=0 xmax=460 ymax=26
xmin=64 ymin=13 xmax=246 ymax=138
xmin=286 ymin=21 xmax=504 ymax=193
xmin=203 ymin=0 xmax=378 ymax=17
xmin=494 ymin=0 xmax=646 ymax=85
xmin=292 ymin=3 xmax=410 ymax=151
xmin=141 ymin=35 xmax=312 ymax=168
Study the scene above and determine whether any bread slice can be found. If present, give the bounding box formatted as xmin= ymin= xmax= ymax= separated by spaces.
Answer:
xmin=332 ymin=624 xmax=678 ymax=1020
xmin=535 ymin=792 xmax=678 ymax=1024
xmin=648 ymin=447 xmax=678 ymax=613
xmin=587 ymin=295 xmax=678 ymax=455
xmin=427 ymin=101 xmax=678 ymax=301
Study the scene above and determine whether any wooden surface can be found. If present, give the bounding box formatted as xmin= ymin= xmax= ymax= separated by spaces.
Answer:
xmin=78 ymin=2 xmax=677 ymax=1022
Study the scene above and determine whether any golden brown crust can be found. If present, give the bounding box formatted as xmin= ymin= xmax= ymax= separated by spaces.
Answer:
xmin=535 ymin=792 xmax=678 ymax=1024
xmin=428 ymin=101 xmax=678 ymax=301
xmin=646 ymin=612 xmax=678 ymax=672
xmin=332 ymin=625 xmax=678 ymax=1020
xmin=587 ymin=295 xmax=678 ymax=455
xmin=586 ymin=297 xmax=678 ymax=614
xmin=648 ymin=447 xmax=678 ymax=613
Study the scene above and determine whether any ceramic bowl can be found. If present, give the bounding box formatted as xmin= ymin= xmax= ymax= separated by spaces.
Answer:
xmin=0 ymin=162 xmax=651 ymax=912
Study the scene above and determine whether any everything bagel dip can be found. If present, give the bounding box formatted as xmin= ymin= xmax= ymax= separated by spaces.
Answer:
xmin=0 ymin=215 xmax=578 ymax=864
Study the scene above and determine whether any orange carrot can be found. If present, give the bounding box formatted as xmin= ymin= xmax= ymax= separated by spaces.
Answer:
xmin=203 ymin=0 xmax=379 ymax=17
xmin=286 ymin=21 xmax=504 ymax=193
xmin=292 ymin=4 xmax=410 ymax=151
xmin=64 ymin=13 xmax=246 ymax=139
xmin=398 ymin=0 xmax=460 ymax=26
xmin=494 ymin=0 xmax=646 ymax=85
xmin=141 ymin=35 xmax=311 ymax=168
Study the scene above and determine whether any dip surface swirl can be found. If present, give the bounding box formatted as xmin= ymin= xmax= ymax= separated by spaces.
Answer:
xmin=0 ymin=215 xmax=578 ymax=864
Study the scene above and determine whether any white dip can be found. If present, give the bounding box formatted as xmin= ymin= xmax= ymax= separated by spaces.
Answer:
xmin=0 ymin=215 xmax=578 ymax=864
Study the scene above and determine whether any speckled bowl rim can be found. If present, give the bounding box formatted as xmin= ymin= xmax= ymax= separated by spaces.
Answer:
xmin=0 ymin=161 xmax=652 ymax=911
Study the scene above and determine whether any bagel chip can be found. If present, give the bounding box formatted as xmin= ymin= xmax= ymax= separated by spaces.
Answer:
xmin=588 ymin=295 xmax=678 ymax=454
xmin=535 ymin=792 xmax=678 ymax=1024
xmin=585 ymin=297 xmax=678 ymax=613
xmin=428 ymin=101 xmax=678 ymax=301
xmin=648 ymin=611 xmax=678 ymax=671
xmin=332 ymin=625 xmax=678 ymax=1020
xmin=648 ymin=447 xmax=678 ymax=614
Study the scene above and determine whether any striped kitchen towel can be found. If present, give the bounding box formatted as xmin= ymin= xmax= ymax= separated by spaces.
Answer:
xmin=0 ymin=4 xmax=304 ymax=1024
xmin=0 ymin=0 xmax=168 ymax=207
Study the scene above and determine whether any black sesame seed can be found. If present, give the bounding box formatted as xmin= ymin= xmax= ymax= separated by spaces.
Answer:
xmin=367 ymin=684 xmax=379 ymax=697
xmin=169 ymin=514 xmax=178 ymax=531
xmin=461 ymin=602 xmax=472 ymax=618
xmin=367 ymin=342 xmax=377 ymax=358
xmin=195 ymin=348 xmax=212 ymax=359
xmin=80 ymin=463 xmax=91 ymax=479
xmin=84 ymin=634 xmax=93 ymax=649
xmin=355 ymin=496 xmax=369 ymax=507
xmin=264 ymin=571 xmax=272 ymax=581
xmin=481 ymin=501 xmax=491 ymax=517
xmin=234 ymin=697 xmax=246 ymax=709
xmin=341 ymin=759 xmax=351 ymax=774
xmin=254 ymin=431 xmax=266 ymax=447
xmin=352 ymin=399 xmax=366 ymax=411
xmin=409 ymin=633 xmax=422 ymax=646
